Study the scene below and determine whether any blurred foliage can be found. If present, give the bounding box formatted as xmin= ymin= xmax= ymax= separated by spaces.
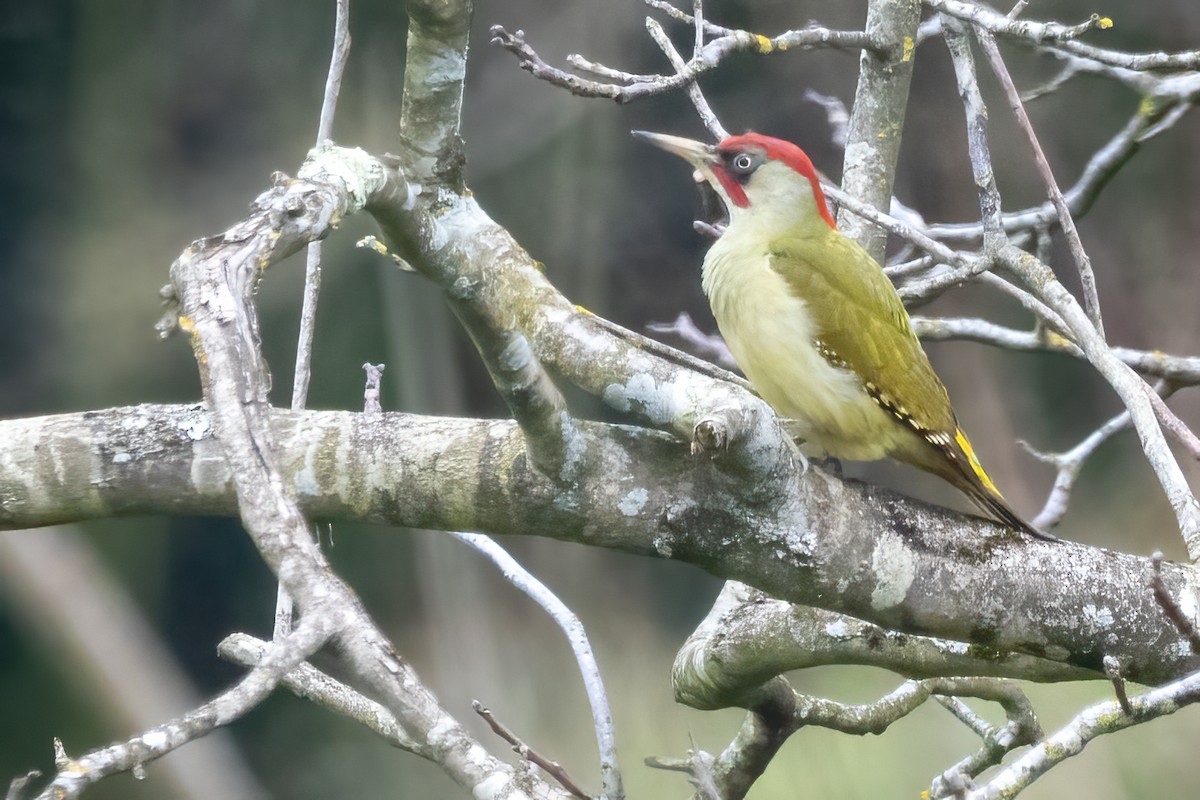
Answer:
xmin=2 ymin=0 xmax=1200 ymax=798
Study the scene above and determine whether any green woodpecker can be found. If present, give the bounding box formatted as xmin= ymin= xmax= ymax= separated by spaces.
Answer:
xmin=636 ymin=130 xmax=1044 ymax=538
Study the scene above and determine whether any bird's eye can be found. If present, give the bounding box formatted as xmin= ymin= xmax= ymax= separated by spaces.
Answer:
xmin=732 ymin=153 xmax=755 ymax=173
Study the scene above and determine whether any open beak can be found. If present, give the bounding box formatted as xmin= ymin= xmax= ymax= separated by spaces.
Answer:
xmin=633 ymin=131 xmax=728 ymax=234
xmin=632 ymin=130 xmax=716 ymax=167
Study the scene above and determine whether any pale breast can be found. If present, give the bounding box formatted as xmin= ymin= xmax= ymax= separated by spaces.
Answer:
xmin=702 ymin=241 xmax=904 ymax=460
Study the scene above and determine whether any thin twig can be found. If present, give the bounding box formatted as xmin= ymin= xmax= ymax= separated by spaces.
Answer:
xmin=943 ymin=17 xmax=1005 ymax=244
xmin=926 ymin=0 xmax=1200 ymax=72
xmin=456 ymin=533 xmax=623 ymax=799
xmin=934 ymin=695 xmax=996 ymax=740
xmin=911 ymin=315 xmax=1200 ymax=384
xmin=643 ymin=0 xmax=731 ymax=37
xmin=644 ymin=18 xmax=728 ymax=140
xmin=1103 ymin=656 xmax=1132 ymax=715
xmin=279 ymin=0 xmax=352 ymax=642
xmin=645 ymin=743 xmax=720 ymax=800
xmin=292 ymin=0 xmax=352 ymax=412
xmin=1150 ymin=552 xmax=1200 ymax=654
xmin=974 ymin=26 xmax=1104 ymax=338
xmin=362 ymin=363 xmax=384 ymax=414
xmin=473 ymin=701 xmax=592 ymax=800
xmin=998 ymin=245 xmax=1200 ymax=556
xmin=1023 ymin=379 xmax=1177 ymax=529
xmin=967 ymin=666 xmax=1200 ymax=798
xmin=491 ymin=20 xmax=873 ymax=105
xmin=1147 ymin=386 xmax=1200 ymax=458
xmin=646 ymin=311 xmax=737 ymax=369
xmin=33 ymin=618 xmax=334 ymax=799
xmin=218 ymin=633 xmax=420 ymax=751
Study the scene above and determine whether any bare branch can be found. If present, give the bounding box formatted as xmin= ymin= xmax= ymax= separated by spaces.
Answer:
xmin=0 ymin=527 xmax=265 ymax=800
xmin=1147 ymin=386 xmax=1200 ymax=459
xmin=910 ymin=316 xmax=1200 ymax=385
xmin=362 ymin=362 xmax=384 ymax=414
xmin=944 ymin=16 xmax=1005 ymax=247
xmin=456 ymin=311 xmax=573 ymax=475
xmin=455 ymin=533 xmax=624 ymax=800
xmin=1024 ymin=402 xmax=1136 ymax=531
xmin=928 ymin=73 xmax=1200 ymax=242
xmin=644 ymin=18 xmax=728 ymax=140
xmin=1150 ymin=552 xmax=1200 ymax=655
xmin=473 ymin=702 xmax=591 ymax=800
xmin=291 ymin=0 xmax=352 ymax=413
xmin=33 ymin=617 xmax=333 ymax=799
xmin=164 ymin=141 xmax=571 ymax=798
xmin=836 ymin=0 xmax=921 ymax=260
xmin=1103 ymin=656 xmax=1133 ymax=715
xmin=218 ymin=633 xmax=420 ymax=752
xmin=928 ymin=0 xmax=1200 ymax=71
xmin=999 ymin=245 xmax=1200 ymax=556
xmin=8 ymin=404 xmax=1200 ymax=685
xmin=646 ymin=312 xmax=737 ymax=370
xmin=926 ymin=0 xmax=1112 ymax=44
xmin=974 ymin=25 xmax=1105 ymax=337
xmin=490 ymin=18 xmax=874 ymax=106
xmin=967 ymin=666 xmax=1200 ymax=798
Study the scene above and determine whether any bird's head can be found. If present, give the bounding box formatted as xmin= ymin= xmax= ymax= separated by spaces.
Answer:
xmin=634 ymin=130 xmax=836 ymax=236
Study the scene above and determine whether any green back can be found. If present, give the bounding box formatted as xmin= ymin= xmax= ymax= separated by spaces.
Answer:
xmin=767 ymin=232 xmax=957 ymax=435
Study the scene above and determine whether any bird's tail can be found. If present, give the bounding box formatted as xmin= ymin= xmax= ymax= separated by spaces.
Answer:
xmin=940 ymin=428 xmax=1057 ymax=542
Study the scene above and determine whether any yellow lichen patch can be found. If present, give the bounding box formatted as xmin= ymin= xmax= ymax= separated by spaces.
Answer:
xmin=357 ymin=235 xmax=390 ymax=256
xmin=1044 ymin=329 xmax=1074 ymax=350
xmin=177 ymin=315 xmax=208 ymax=366
xmin=902 ymin=36 xmax=915 ymax=62
xmin=956 ymin=428 xmax=1001 ymax=495
xmin=257 ymin=231 xmax=283 ymax=270
xmin=1094 ymin=14 xmax=1114 ymax=29
xmin=755 ymin=34 xmax=773 ymax=54
xmin=574 ymin=304 xmax=594 ymax=316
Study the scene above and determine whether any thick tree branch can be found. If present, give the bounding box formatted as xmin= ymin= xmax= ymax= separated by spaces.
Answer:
xmin=4 ymin=404 xmax=1198 ymax=686
xmin=836 ymin=0 xmax=921 ymax=260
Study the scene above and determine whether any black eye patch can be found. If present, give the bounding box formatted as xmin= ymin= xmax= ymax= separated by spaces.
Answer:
xmin=721 ymin=150 xmax=763 ymax=183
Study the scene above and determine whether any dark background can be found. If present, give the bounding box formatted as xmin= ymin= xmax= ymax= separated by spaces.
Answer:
xmin=3 ymin=1 xmax=1200 ymax=797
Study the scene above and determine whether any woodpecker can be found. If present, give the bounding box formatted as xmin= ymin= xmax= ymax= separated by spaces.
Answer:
xmin=636 ymin=130 xmax=1045 ymax=538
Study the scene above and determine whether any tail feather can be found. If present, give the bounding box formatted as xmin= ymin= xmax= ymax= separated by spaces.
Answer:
xmin=965 ymin=481 xmax=1058 ymax=542
xmin=949 ymin=427 xmax=1058 ymax=542
xmin=900 ymin=426 xmax=1059 ymax=541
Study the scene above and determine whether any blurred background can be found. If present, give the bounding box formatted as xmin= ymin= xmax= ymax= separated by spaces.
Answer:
xmin=3 ymin=0 xmax=1200 ymax=797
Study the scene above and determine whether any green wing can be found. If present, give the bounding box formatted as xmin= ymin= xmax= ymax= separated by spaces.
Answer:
xmin=767 ymin=233 xmax=1046 ymax=538
xmin=767 ymin=233 xmax=956 ymax=436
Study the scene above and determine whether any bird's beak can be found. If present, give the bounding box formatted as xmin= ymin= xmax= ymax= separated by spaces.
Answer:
xmin=632 ymin=131 xmax=716 ymax=168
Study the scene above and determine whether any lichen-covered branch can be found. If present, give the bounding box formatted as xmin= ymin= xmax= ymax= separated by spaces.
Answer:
xmin=965 ymin=667 xmax=1200 ymax=798
xmin=925 ymin=0 xmax=1200 ymax=72
xmin=836 ymin=0 xmax=921 ymax=260
xmin=32 ymin=616 xmax=334 ymax=799
xmin=490 ymin=6 xmax=874 ymax=106
xmin=159 ymin=140 xmax=570 ymax=798
xmin=4 ymin=404 xmax=1199 ymax=687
